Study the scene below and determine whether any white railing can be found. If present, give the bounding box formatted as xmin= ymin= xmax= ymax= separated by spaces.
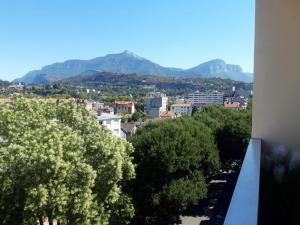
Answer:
xmin=223 ymin=139 xmax=261 ymax=225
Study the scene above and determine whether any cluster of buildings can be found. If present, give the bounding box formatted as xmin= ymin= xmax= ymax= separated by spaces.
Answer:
xmin=145 ymin=92 xmax=192 ymax=118
xmin=144 ymin=87 xmax=250 ymax=120
xmin=185 ymin=87 xmax=251 ymax=110
xmin=0 ymin=86 xmax=251 ymax=140
xmin=95 ymin=100 xmax=136 ymax=139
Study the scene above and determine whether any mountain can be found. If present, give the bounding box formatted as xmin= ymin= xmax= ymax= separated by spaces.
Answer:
xmin=14 ymin=51 xmax=253 ymax=83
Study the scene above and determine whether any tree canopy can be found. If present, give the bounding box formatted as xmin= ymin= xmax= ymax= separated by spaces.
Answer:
xmin=194 ymin=104 xmax=251 ymax=163
xmin=129 ymin=118 xmax=219 ymax=224
xmin=0 ymin=98 xmax=135 ymax=225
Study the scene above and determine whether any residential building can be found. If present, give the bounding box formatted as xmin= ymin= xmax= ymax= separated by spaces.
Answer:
xmin=97 ymin=106 xmax=114 ymax=115
xmin=146 ymin=92 xmax=168 ymax=118
xmin=121 ymin=122 xmax=137 ymax=138
xmin=97 ymin=113 xmax=124 ymax=138
xmin=159 ymin=111 xmax=176 ymax=119
xmin=187 ymin=90 xmax=224 ymax=106
xmin=224 ymin=101 xmax=241 ymax=109
xmin=170 ymin=103 xmax=192 ymax=116
xmin=8 ymin=83 xmax=24 ymax=91
xmin=113 ymin=101 xmax=135 ymax=115
xmin=175 ymin=97 xmax=186 ymax=104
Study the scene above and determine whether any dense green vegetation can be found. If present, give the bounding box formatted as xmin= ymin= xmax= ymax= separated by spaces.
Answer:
xmin=0 ymin=98 xmax=135 ymax=225
xmin=129 ymin=118 xmax=219 ymax=224
xmin=128 ymin=104 xmax=252 ymax=225
xmin=0 ymin=96 xmax=252 ymax=225
xmin=194 ymin=103 xmax=252 ymax=164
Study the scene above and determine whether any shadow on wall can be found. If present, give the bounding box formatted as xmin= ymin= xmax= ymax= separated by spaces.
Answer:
xmin=259 ymin=145 xmax=300 ymax=225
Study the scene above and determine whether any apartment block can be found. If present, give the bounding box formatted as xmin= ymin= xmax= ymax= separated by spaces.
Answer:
xmin=187 ymin=90 xmax=224 ymax=106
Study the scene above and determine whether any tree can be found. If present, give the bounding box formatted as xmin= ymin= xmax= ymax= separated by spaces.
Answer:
xmin=194 ymin=105 xmax=251 ymax=164
xmin=128 ymin=118 xmax=219 ymax=224
xmin=191 ymin=106 xmax=198 ymax=116
xmin=0 ymin=98 xmax=135 ymax=225
xmin=131 ymin=112 xmax=142 ymax=122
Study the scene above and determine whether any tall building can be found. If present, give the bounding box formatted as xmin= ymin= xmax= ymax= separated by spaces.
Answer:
xmin=187 ymin=90 xmax=224 ymax=105
xmin=146 ymin=92 xmax=168 ymax=118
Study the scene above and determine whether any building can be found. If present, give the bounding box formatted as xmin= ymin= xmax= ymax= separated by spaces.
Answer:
xmin=175 ymin=97 xmax=186 ymax=104
xmin=225 ymin=2 xmax=300 ymax=225
xmin=121 ymin=122 xmax=137 ymax=138
xmin=113 ymin=101 xmax=135 ymax=115
xmin=97 ymin=106 xmax=114 ymax=115
xmin=146 ymin=92 xmax=168 ymax=118
xmin=97 ymin=113 xmax=124 ymax=138
xmin=224 ymin=101 xmax=241 ymax=109
xmin=170 ymin=103 xmax=193 ymax=116
xmin=187 ymin=90 xmax=224 ymax=106
xmin=8 ymin=83 xmax=24 ymax=91
xmin=159 ymin=111 xmax=176 ymax=119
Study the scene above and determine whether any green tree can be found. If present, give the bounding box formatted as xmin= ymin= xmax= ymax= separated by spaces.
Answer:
xmin=194 ymin=105 xmax=252 ymax=164
xmin=0 ymin=98 xmax=135 ymax=225
xmin=128 ymin=118 xmax=219 ymax=224
xmin=131 ymin=112 xmax=142 ymax=122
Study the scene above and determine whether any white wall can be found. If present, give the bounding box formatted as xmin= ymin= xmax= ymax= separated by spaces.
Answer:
xmin=253 ymin=0 xmax=300 ymax=150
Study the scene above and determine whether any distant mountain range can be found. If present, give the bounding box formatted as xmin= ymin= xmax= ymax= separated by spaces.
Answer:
xmin=14 ymin=50 xmax=253 ymax=83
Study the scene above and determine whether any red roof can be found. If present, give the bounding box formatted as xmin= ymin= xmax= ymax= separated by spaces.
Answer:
xmin=224 ymin=102 xmax=240 ymax=108
xmin=114 ymin=101 xmax=134 ymax=107
xmin=0 ymin=98 xmax=14 ymax=103
xmin=160 ymin=111 xmax=175 ymax=118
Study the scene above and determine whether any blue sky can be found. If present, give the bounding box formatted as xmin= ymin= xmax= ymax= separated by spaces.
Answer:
xmin=0 ymin=0 xmax=255 ymax=81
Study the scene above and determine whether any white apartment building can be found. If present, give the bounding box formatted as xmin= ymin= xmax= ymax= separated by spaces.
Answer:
xmin=175 ymin=97 xmax=186 ymax=104
xmin=170 ymin=103 xmax=193 ymax=116
xmin=97 ymin=113 xmax=125 ymax=138
xmin=187 ymin=90 xmax=224 ymax=105
xmin=146 ymin=92 xmax=168 ymax=118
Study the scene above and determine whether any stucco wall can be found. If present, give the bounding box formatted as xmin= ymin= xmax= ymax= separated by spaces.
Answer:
xmin=252 ymin=0 xmax=300 ymax=150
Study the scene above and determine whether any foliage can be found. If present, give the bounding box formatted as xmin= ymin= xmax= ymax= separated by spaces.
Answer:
xmin=128 ymin=118 xmax=219 ymax=224
xmin=0 ymin=98 xmax=135 ymax=225
xmin=194 ymin=104 xmax=252 ymax=163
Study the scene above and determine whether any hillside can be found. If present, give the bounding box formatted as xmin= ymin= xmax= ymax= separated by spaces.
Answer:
xmin=60 ymin=70 xmax=252 ymax=93
xmin=14 ymin=51 xmax=253 ymax=83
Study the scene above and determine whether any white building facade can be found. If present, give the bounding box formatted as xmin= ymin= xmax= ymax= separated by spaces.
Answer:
xmin=187 ymin=90 xmax=224 ymax=105
xmin=97 ymin=113 xmax=125 ymax=138
xmin=170 ymin=103 xmax=193 ymax=116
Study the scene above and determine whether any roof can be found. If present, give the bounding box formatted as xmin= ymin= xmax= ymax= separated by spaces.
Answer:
xmin=121 ymin=123 xmax=136 ymax=133
xmin=0 ymin=98 xmax=14 ymax=103
xmin=98 ymin=113 xmax=122 ymax=121
xmin=171 ymin=103 xmax=192 ymax=107
xmin=224 ymin=102 xmax=241 ymax=108
xmin=160 ymin=111 xmax=175 ymax=118
xmin=114 ymin=101 xmax=134 ymax=107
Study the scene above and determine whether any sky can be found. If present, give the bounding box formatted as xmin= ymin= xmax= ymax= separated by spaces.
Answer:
xmin=0 ymin=0 xmax=255 ymax=81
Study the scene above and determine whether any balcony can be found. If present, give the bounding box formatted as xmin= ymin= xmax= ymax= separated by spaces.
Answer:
xmin=224 ymin=139 xmax=261 ymax=225
xmin=224 ymin=0 xmax=300 ymax=224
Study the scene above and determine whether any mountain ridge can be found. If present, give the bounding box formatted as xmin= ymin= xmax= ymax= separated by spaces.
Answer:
xmin=14 ymin=51 xmax=253 ymax=83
